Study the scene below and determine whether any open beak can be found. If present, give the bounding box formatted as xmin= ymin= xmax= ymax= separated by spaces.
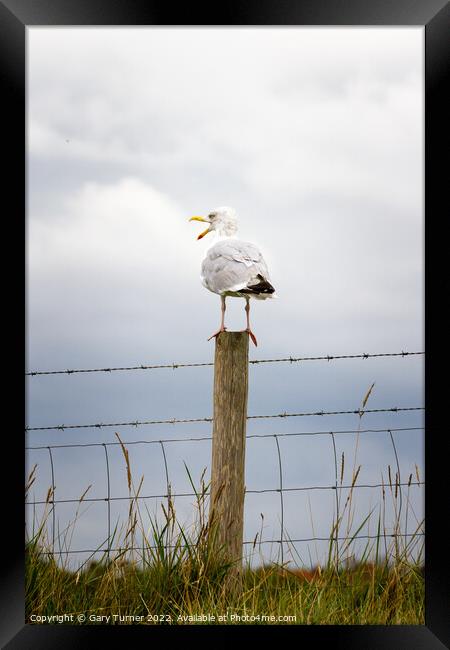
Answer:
xmin=189 ymin=216 xmax=211 ymax=240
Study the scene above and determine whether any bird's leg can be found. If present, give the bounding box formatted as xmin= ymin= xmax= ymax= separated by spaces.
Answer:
xmin=244 ymin=297 xmax=258 ymax=347
xmin=207 ymin=295 xmax=227 ymax=341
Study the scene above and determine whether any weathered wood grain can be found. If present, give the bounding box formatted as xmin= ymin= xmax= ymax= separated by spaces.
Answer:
xmin=209 ymin=331 xmax=249 ymax=578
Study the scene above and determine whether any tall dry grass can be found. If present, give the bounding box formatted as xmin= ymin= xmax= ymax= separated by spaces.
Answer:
xmin=26 ymin=392 xmax=424 ymax=625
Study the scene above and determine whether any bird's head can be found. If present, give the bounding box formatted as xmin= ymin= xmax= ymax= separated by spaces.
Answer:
xmin=189 ymin=206 xmax=238 ymax=240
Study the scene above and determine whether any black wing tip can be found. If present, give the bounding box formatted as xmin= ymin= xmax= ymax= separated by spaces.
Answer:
xmin=241 ymin=274 xmax=276 ymax=295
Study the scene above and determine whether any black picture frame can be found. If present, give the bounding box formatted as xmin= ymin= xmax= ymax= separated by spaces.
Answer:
xmin=2 ymin=0 xmax=448 ymax=647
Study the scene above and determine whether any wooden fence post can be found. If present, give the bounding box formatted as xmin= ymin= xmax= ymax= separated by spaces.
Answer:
xmin=208 ymin=331 xmax=249 ymax=582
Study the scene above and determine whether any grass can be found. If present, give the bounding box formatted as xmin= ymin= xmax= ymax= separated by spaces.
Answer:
xmin=26 ymin=549 xmax=424 ymax=625
xmin=26 ymin=398 xmax=425 ymax=625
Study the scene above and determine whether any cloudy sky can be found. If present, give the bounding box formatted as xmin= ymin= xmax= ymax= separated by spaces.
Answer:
xmin=26 ymin=27 xmax=424 ymax=568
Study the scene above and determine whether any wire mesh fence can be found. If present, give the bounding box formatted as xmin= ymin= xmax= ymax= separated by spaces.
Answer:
xmin=25 ymin=349 xmax=425 ymax=569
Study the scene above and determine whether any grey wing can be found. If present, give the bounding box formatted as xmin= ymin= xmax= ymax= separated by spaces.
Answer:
xmin=201 ymin=239 xmax=271 ymax=294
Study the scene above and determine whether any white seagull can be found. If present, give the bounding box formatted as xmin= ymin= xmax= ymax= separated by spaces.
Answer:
xmin=189 ymin=206 xmax=276 ymax=346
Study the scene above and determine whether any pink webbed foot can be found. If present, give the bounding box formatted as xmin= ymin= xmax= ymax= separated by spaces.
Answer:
xmin=245 ymin=328 xmax=258 ymax=347
xmin=207 ymin=326 xmax=227 ymax=341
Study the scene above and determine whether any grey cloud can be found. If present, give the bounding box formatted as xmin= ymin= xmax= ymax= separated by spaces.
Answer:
xmin=26 ymin=27 xmax=424 ymax=568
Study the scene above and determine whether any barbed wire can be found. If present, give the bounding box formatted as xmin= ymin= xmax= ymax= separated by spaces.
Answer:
xmin=26 ymin=349 xmax=425 ymax=567
xmin=25 ymin=350 xmax=424 ymax=377
xmin=25 ymin=406 xmax=424 ymax=432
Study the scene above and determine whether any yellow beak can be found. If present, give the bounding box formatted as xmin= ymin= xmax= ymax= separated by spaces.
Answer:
xmin=189 ymin=216 xmax=211 ymax=240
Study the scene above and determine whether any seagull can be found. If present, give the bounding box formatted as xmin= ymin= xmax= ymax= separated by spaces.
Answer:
xmin=189 ymin=206 xmax=276 ymax=346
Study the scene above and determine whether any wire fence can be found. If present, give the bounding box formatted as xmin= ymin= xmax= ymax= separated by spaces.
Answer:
xmin=25 ymin=349 xmax=425 ymax=566
xmin=26 ymin=350 xmax=423 ymax=376
xmin=24 ymin=406 xmax=424 ymax=432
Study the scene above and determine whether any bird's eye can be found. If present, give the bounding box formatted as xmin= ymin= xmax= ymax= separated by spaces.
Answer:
xmin=208 ymin=213 xmax=216 ymax=220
